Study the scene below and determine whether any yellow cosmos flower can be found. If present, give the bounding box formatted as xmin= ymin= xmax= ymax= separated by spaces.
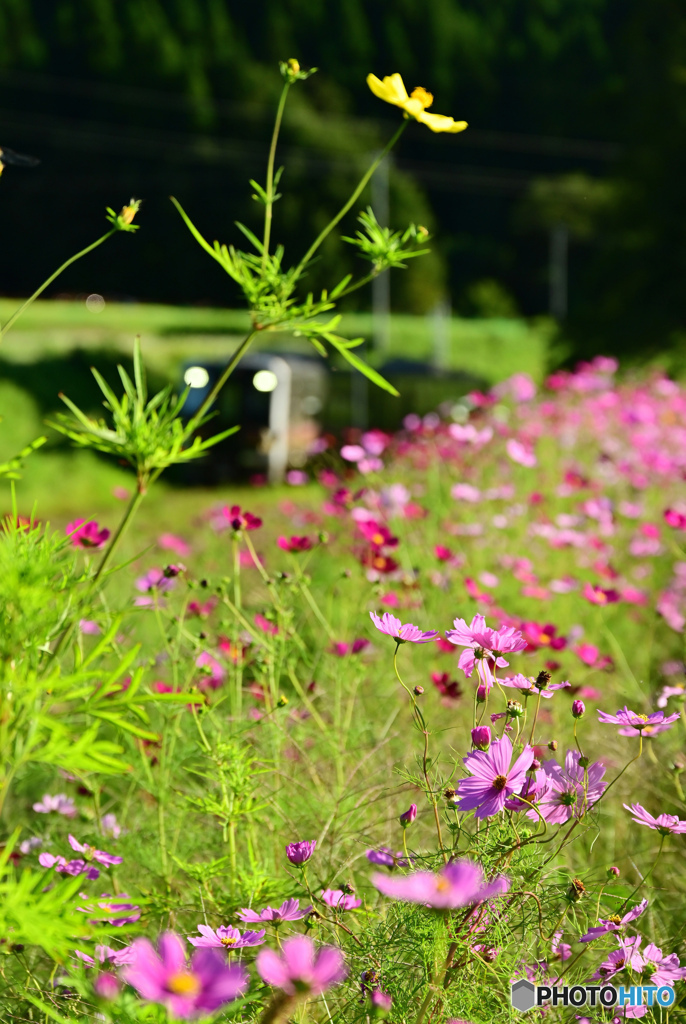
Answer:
xmin=366 ymin=73 xmax=467 ymax=134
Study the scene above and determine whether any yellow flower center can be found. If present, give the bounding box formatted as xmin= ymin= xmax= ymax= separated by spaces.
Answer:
xmin=635 ymin=714 xmax=649 ymax=722
xmin=607 ymin=915 xmax=622 ymax=924
xmin=371 ymin=532 xmax=385 ymax=545
xmin=220 ymin=936 xmax=238 ymax=947
xmin=410 ymin=87 xmax=434 ymax=109
xmin=166 ymin=971 xmax=201 ymax=996
xmin=435 ymin=877 xmax=451 ymax=891
xmin=493 ymin=775 xmax=508 ymax=791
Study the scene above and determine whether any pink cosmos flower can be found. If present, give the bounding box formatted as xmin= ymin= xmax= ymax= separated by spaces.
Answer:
xmin=79 ymin=618 xmax=102 ymax=635
xmin=591 ymin=936 xmax=644 ymax=980
xmin=66 ymin=519 xmax=110 ymax=549
xmin=68 ymin=834 xmax=122 ymax=866
xmin=211 ymin=505 xmax=262 ymax=533
xmin=456 ymin=735 xmax=535 ymax=818
xmin=445 ymin=615 xmax=526 ymax=682
xmin=340 ymin=444 xmax=366 ymax=462
xmin=579 ymin=899 xmax=648 ymax=943
xmin=598 ymin=706 xmax=679 ymax=735
xmin=506 ymin=438 xmax=537 ymax=467
xmin=39 ymin=852 xmax=100 ymax=880
xmin=641 ymin=943 xmax=686 ymax=986
xmin=500 ymin=674 xmax=570 ymax=699
xmin=121 ymin=932 xmax=248 ymax=1018
xmin=529 ymin=750 xmax=606 ymax=825
xmin=158 ymin=533 xmax=191 ymax=556
xmin=256 ymin=934 xmax=347 ymax=996
xmin=237 ymin=898 xmax=312 ymax=924
xmin=93 ymin=895 xmax=141 ymax=926
xmin=665 ymin=509 xmax=686 ymax=530
xmin=369 ymin=611 xmax=438 ymax=644
xmin=33 ymin=793 xmax=76 ymax=817
xmin=187 ymin=925 xmax=265 ymax=949
xmin=321 ymin=889 xmax=361 ymax=911
xmin=365 ymin=848 xmax=411 ymax=870
xmin=658 ymin=683 xmax=686 ymax=707
xmin=372 ymin=858 xmax=509 ymax=909
xmin=285 ymin=840 xmax=316 ymax=865
xmin=75 ymin=944 xmax=134 ymax=967
xmin=582 ymin=582 xmax=620 ymax=606
xmin=277 ymin=535 xmax=313 ymax=552
xmin=623 ymin=802 xmax=686 ymax=835
xmin=135 ymin=568 xmax=176 ymax=606
xmin=549 ymin=931 xmax=572 ymax=962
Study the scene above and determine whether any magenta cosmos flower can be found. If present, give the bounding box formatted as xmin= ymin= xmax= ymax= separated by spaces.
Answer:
xmin=500 ymin=674 xmax=570 ymax=699
xmin=372 ymin=859 xmax=508 ymax=909
xmin=528 ymin=750 xmax=606 ymax=825
xmin=285 ymin=840 xmax=316 ymax=865
xmin=68 ymin=834 xmax=122 ymax=867
xmin=33 ymin=793 xmax=76 ymax=817
xmin=66 ymin=518 xmax=110 ymax=549
xmin=237 ymin=898 xmax=311 ymax=924
xmin=256 ymin=934 xmax=347 ymax=996
xmin=277 ymin=535 xmax=313 ymax=552
xmin=591 ymin=936 xmax=644 ymax=980
xmin=121 ymin=932 xmax=248 ymax=1018
xmin=642 ymin=943 xmax=686 ymax=986
xmin=598 ymin=706 xmax=679 ymax=735
xmin=624 ymin=802 xmax=686 ymax=835
xmin=187 ymin=925 xmax=265 ymax=949
xmin=369 ymin=611 xmax=438 ymax=644
xmin=455 ymin=735 xmax=535 ymax=818
xmin=445 ymin=615 xmax=526 ymax=682
xmin=579 ymin=899 xmax=647 ymax=943
xmin=321 ymin=889 xmax=362 ymax=911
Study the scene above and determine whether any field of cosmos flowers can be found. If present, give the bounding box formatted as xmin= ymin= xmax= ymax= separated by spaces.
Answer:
xmin=4 ymin=354 xmax=686 ymax=1024
xmin=4 ymin=56 xmax=686 ymax=1024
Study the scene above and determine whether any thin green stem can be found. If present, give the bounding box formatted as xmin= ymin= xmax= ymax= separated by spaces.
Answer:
xmin=528 ymin=691 xmax=543 ymax=746
xmin=92 ymin=482 xmax=148 ymax=585
xmin=293 ymin=122 xmax=406 ymax=281
xmin=0 ymin=230 xmax=116 ymax=340
xmin=262 ymin=83 xmax=291 ymax=265
xmin=620 ymin=835 xmax=665 ymax=912
xmin=186 ymin=331 xmax=257 ymax=429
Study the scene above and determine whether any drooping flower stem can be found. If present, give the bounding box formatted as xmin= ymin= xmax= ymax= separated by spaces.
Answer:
xmin=293 ymin=122 xmax=407 ymax=281
xmin=0 ymin=230 xmax=116 ymax=341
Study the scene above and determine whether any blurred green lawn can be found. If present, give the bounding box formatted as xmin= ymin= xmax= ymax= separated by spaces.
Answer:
xmin=0 ymin=298 xmax=553 ymax=521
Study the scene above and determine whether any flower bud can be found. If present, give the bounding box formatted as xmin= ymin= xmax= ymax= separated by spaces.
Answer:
xmin=413 ymin=685 xmax=424 ymax=695
xmin=277 ymin=694 xmax=289 ymax=707
xmin=535 ymin=670 xmax=551 ymax=689
xmin=578 ymin=755 xmax=590 ymax=768
xmin=548 ymin=739 xmax=558 ymax=751
xmin=476 ymin=684 xmax=487 ymax=703
xmin=399 ymin=803 xmax=417 ymax=828
xmin=530 ymin=757 xmax=542 ymax=770
xmin=607 ymin=865 xmax=621 ymax=878
xmin=94 ymin=973 xmax=120 ymax=1000
xmin=288 ymin=58 xmax=300 ymax=74
xmin=471 ymin=726 xmax=492 ymax=751
xmin=572 ymin=699 xmax=586 ymax=719
xmin=285 ymin=840 xmax=316 ymax=865
xmin=371 ymin=991 xmax=393 ymax=1015
xmin=506 ymin=699 xmax=525 ymax=719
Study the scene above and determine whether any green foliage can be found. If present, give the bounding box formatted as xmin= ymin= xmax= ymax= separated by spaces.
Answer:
xmin=342 ymin=207 xmax=431 ymax=273
xmin=49 ymin=338 xmax=239 ymax=483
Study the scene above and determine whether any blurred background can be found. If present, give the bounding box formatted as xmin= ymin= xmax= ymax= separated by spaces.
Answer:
xmin=0 ymin=1 xmax=685 ymax=500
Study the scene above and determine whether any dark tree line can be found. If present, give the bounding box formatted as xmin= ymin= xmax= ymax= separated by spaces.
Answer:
xmin=1 ymin=0 xmax=685 ymax=358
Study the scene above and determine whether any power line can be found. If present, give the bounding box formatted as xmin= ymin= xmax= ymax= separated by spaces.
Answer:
xmin=0 ymin=67 xmax=621 ymax=161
